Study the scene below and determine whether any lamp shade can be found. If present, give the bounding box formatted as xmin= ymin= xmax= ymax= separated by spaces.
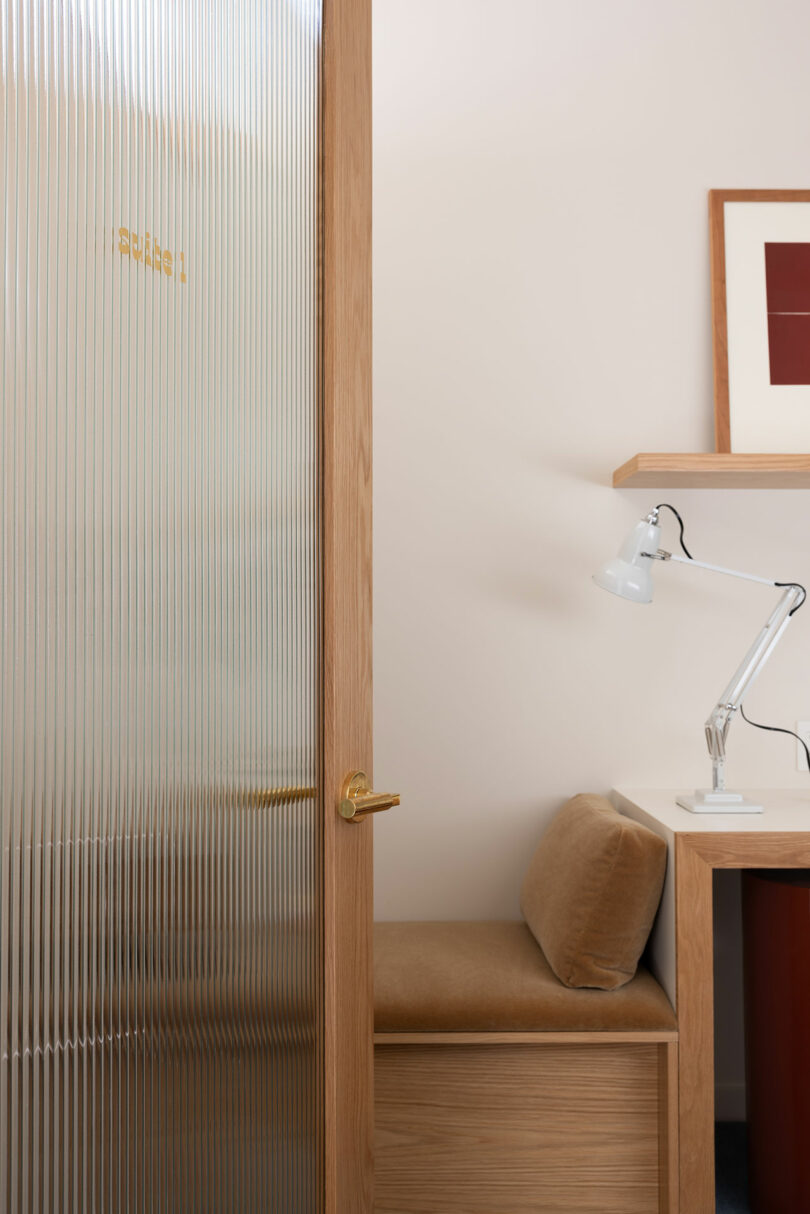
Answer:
xmin=592 ymin=518 xmax=661 ymax=604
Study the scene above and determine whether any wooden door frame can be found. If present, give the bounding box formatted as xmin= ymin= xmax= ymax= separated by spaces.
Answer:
xmin=321 ymin=1 xmax=374 ymax=1210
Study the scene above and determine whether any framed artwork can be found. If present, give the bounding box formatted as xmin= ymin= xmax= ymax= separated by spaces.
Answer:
xmin=710 ymin=189 xmax=810 ymax=453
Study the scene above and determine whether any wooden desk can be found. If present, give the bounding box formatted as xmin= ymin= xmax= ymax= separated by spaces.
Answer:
xmin=613 ymin=788 xmax=810 ymax=1214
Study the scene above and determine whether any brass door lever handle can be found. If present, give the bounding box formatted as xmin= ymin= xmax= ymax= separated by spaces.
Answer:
xmin=339 ymin=771 xmax=400 ymax=823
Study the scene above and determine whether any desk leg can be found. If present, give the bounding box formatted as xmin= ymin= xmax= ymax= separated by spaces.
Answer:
xmin=675 ymin=838 xmax=716 ymax=1213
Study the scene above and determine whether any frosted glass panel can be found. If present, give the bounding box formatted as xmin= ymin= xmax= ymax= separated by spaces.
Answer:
xmin=0 ymin=1 xmax=322 ymax=1209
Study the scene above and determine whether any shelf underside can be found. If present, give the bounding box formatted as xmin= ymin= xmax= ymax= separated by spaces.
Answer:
xmin=613 ymin=453 xmax=810 ymax=489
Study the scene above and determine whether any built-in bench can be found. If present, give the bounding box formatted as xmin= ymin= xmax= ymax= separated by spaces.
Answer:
xmin=373 ymin=796 xmax=678 ymax=1214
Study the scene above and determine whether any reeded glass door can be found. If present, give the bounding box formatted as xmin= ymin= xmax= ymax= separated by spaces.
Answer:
xmin=1 ymin=1 xmax=326 ymax=1208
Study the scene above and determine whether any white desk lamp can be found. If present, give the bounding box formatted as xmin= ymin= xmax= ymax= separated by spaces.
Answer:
xmin=594 ymin=505 xmax=805 ymax=814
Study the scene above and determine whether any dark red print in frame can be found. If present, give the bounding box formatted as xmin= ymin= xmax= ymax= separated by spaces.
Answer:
xmin=765 ymin=242 xmax=810 ymax=385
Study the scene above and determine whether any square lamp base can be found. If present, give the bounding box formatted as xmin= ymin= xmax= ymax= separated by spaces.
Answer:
xmin=676 ymin=789 xmax=764 ymax=814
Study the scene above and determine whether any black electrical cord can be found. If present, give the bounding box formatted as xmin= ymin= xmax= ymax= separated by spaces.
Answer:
xmin=740 ymin=704 xmax=810 ymax=772
xmin=775 ymin=581 xmax=807 ymax=616
xmin=655 ymin=502 xmax=693 ymax=559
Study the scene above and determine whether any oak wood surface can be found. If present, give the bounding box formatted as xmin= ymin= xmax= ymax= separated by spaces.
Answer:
xmin=612 ymin=452 xmax=810 ymax=489
xmin=322 ymin=1 xmax=374 ymax=1210
xmin=659 ymin=1041 xmax=680 ymax=1214
xmin=681 ymin=832 xmax=810 ymax=868
xmin=674 ymin=839 xmax=715 ymax=1213
xmin=374 ymin=1030 xmax=678 ymax=1045
xmin=709 ymin=192 xmax=731 ymax=452
xmin=375 ymin=1043 xmax=662 ymax=1213
xmin=674 ymin=833 xmax=810 ymax=1211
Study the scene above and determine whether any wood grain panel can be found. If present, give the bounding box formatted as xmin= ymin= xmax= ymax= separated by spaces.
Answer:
xmin=682 ymin=832 xmax=810 ymax=868
xmin=658 ymin=1042 xmax=679 ymax=1214
xmin=674 ymin=839 xmax=715 ymax=1213
xmin=375 ymin=1030 xmax=677 ymax=1045
xmin=375 ymin=1044 xmax=661 ymax=1213
xmin=709 ymin=191 xmax=731 ymax=452
xmin=673 ymin=832 xmax=810 ymax=1210
xmin=612 ymin=452 xmax=810 ymax=489
xmin=321 ymin=1 xmax=374 ymax=1210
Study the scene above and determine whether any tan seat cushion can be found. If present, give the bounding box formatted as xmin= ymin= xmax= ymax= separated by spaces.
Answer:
xmin=374 ymin=921 xmax=676 ymax=1033
xmin=520 ymin=794 xmax=666 ymax=990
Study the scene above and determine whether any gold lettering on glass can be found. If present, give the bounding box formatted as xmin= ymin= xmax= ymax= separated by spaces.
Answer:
xmin=116 ymin=226 xmax=187 ymax=283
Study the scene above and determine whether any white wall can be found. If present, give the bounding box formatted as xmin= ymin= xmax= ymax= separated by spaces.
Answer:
xmin=372 ymin=0 xmax=810 ymax=1113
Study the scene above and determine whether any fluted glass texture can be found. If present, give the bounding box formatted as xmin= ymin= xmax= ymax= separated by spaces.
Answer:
xmin=1 ymin=1 xmax=322 ymax=1209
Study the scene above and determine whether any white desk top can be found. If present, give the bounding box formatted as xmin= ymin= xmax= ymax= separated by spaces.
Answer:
xmin=613 ymin=787 xmax=810 ymax=836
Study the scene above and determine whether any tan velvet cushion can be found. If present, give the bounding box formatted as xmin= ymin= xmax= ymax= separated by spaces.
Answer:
xmin=520 ymin=794 xmax=666 ymax=990
xmin=374 ymin=921 xmax=675 ymax=1032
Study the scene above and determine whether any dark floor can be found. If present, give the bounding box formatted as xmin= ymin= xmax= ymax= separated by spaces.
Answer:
xmin=716 ymin=1122 xmax=750 ymax=1214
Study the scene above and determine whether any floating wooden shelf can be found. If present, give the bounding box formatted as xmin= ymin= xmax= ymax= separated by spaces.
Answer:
xmin=613 ymin=453 xmax=810 ymax=489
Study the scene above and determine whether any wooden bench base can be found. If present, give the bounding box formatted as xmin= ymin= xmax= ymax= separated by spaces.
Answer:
xmin=374 ymin=1033 xmax=678 ymax=1214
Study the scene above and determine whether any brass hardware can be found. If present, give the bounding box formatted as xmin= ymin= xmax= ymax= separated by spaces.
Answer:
xmin=339 ymin=771 xmax=400 ymax=823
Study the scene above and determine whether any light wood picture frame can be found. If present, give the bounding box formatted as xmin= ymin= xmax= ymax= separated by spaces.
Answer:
xmin=710 ymin=189 xmax=810 ymax=453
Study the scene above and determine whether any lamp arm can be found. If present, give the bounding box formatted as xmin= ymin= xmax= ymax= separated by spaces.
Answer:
xmin=665 ymin=552 xmax=781 ymax=587
xmin=700 ymin=584 xmax=800 ymax=791
xmin=649 ymin=552 xmax=803 ymax=792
